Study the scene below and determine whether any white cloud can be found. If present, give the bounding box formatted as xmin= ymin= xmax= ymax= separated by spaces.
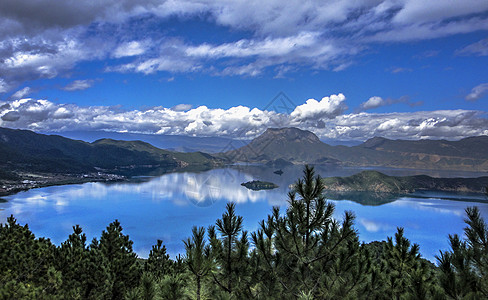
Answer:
xmin=0 ymin=0 xmax=487 ymax=88
xmin=465 ymin=83 xmax=488 ymax=101
xmin=11 ymin=87 xmax=31 ymax=99
xmin=185 ymin=32 xmax=320 ymax=58
xmin=113 ymin=41 xmax=147 ymax=58
xmin=393 ymin=0 xmax=488 ymax=24
xmin=368 ymin=17 xmax=488 ymax=42
xmin=110 ymin=48 xmax=201 ymax=75
xmin=0 ymin=37 xmax=110 ymax=91
xmin=311 ymin=110 xmax=488 ymax=141
xmin=0 ymin=78 xmax=9 ymax=93
xmin=457 ymin=38 xmax=488 ymax=56
xmin=1 ymin=110 xmax=20 ymax=121
xmin=290 ymin=94 xmax=347 ymax=121
xmin=359 ymin=95 xmax=422 ymax=111
xmin=171 ymin=104 xmax=192 ymax=111
xmin=361 ymin=96 xmax=384 ymax=110
xmin=62 ymin=79 xmax=96 ymax=91
xmin=1 ymin=94 xmax=486 ymax=142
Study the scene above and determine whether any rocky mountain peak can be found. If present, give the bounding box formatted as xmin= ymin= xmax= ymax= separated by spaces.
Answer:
xmin=257 ymin=127 xmax=321 ymax=144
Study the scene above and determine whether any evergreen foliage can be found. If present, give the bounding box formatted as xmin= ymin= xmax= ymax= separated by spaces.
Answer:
xmin=146 ymin=239 xmax=171 ymax=279
xmin=1 ymin=165 xmax=488 ymax=299
xmin=437 ymin=206 xmax=488 ymax=299
xmin=93 ymin=220 xmax=140 ymax=299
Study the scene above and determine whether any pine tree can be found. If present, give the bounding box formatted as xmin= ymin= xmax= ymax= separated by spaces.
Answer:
xmin=437 ymin=206 xmax=488 ymax=299
xmin=0 ymin=215 xmax=57 ymax=298
xmin=383 ymin=228 xmax=422 ymax=299
xmin=209 ymin=202 xmax=251 ymax=297
xmin=94 ymin=219 xmax=141 ymax=300
xmin=252 ymin=165 xmax=365 ymax=299
xmin=57 ymin=224 xmax=112 ymax=299
xmin=184 ymin=226 xmax=212 ymax=300
xmin=145 ymin=239 xmax=171 ymax=279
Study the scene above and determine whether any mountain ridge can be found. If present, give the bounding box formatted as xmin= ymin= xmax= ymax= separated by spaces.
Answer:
xmin=0 ymin=127 xmax=221 ymax=176
xmin=223 ymin=127 xmax=488 ymax=171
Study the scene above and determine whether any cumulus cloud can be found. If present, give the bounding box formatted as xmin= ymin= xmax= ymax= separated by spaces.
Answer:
xmin=465 ymin=83 xmax=488 ymax=101
xmin=1 ymin=110 xmax=20 ymax=121
xmin=62 ymin=79 xmax=96 ymax=91
xmin=290 ymin=94 xmax=347 ymax=121
xmin=1 ymin=94 xmax=486 ymax=142
xmin=361 ymin=96 xmax=384 ymax=111
xmin=359 ymin=95 xmax=422 ymax=111
xmin=11 ymin=86 xmax=31 ymax=99
xmin=311 ymin=110 xmax=488 ymax=141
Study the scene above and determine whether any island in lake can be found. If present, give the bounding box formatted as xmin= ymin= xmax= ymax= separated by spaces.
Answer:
xmin=241 ymin=180 xmax=279 ymax=191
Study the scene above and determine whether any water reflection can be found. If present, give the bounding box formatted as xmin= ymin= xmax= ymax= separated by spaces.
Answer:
xmin=1 ymin=165 xmax=487 ymax=262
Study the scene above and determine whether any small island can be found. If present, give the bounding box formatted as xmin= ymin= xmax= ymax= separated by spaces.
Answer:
xmin=241 ymin=180 xmax=279 ymax=191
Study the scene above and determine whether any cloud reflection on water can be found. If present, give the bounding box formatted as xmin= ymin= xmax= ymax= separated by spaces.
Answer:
xmin=1 ymin=167 xmax=488 ymax=262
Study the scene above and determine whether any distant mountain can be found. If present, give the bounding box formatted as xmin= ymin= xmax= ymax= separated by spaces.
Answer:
xmin=358 ymin=136 xmax=488 ymax=159
xmin=222 ymin=127 xmax=340 ymax=165
xmin=44 ymin=130 xmax=245 ymax=153
xmin=0 ymin=127 xmax=221 ymax=176
xmin=223 ymin=127 xmax=488 ymax=171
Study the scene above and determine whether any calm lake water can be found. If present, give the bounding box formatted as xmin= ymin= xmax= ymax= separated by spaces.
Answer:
xmin=1 ymin=165 xmax=487 ymax=262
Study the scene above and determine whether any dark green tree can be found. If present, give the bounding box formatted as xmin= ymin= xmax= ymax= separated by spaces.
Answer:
xmin=437 ymin=206 xmax=488 ymax=299
xmin=93 ymin=219 xmax=141 ymax=300
xmin=184 ymin=226 xmax=212 ymax=300
xmin=145 ymin=239 xmax=171 ymax=279
xmin=0 ymin=215 xmax=57 ymax=298
xmin=209 ymin=202 xmax=251 ymax=297
xmin=252 ymin=165 xmax=366 ymax=299
xmin=56 ymin=224 xmax=112 ymax=299
xmin=382 ymin=228 xmax=437 ymax=300
xmin=158 ymin=254 xmax=188 ymax=300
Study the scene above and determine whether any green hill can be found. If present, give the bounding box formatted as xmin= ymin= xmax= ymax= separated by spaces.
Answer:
xmin=0 ymin=127 xmax=221 ymax=176
xmin=322 ymin=171 xmax=488 ymax=194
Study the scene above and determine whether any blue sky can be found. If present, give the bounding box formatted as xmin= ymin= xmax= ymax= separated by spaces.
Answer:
xmin=0 ymin=1 xmax=488 ymax=141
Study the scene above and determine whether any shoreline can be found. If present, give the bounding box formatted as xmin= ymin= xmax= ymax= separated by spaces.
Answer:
xmin=0 ymin=172 xmax=127 ymax=198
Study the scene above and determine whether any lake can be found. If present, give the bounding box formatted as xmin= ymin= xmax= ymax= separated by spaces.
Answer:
xmin=1 ymin=165 xmax=487 ymax=262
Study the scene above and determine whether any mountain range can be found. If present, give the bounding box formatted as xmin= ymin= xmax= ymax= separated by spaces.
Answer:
xmin=223 ymin=127 xmax=488 ymax=171
xmin=2 ymin=126 xmax=488 ymax=182
xmin=0 ymin=127 xmax=221 ymax=177
xmin=43 ymin=130 xmax=242 ymax=153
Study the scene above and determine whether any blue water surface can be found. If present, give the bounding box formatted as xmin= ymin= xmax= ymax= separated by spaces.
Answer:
xmin=1 ymin=165 xmax=487 ymax=262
